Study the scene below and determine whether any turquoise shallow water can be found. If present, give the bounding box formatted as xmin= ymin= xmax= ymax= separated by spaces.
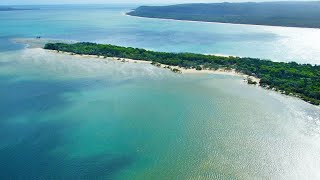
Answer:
xmin=1 ymin=5 xmax=320 ymax=64
xmin=1 ymin=5 xmax=320 ymax=179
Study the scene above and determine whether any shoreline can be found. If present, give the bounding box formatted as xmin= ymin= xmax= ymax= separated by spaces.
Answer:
xmin=50 ymin=45 xmax=317 ymax=105
xmin=15 ymin=39 xmax=319 ymax=106
xmin=45 ymin=48 xmax=260 ymax=84
xmin=12 ymin=38 xmax=78 ymax=49
xmin=125 ymin=12 xmax=320 ymax=30
xmin=44 ymin=46 xmax=318 ymax=105
xmin=13 ymin=37 xmax=244 ymax=75
xmin=49 ymin=49 xmax=317 ymax=105
xmin=13 ymin=37 xmax=235 ymax=58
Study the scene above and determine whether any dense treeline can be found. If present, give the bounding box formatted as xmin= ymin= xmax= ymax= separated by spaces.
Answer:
xmin=44 ymin=42 xmax=320 ymax=105
xmin=127 ymin=2 xmax=320 ymax=28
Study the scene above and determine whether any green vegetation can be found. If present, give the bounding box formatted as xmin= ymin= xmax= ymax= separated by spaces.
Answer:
xmin=44 ymin=42 xmax=320 ymax=105
xmin=151 ymin=61 xmax=162 ymax=67
xmin=171 ymin=68 xmax=181 ymax=73
xmin=195 ymin=66 xmax=202 ymax=71
xmin=247 ymin=77 xmax=258 ymax=85
xmin=127 ymin=2 xmax=320 ymax=28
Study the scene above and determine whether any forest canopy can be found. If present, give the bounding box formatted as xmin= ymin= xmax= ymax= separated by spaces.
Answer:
xmin=127 ymin=2 xmax=320 ymax=28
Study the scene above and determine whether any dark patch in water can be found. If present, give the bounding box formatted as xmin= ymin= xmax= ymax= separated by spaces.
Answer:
xmin=0 ymin=61 xmax=14 ymax=67
xmin=0 ymin=74 xmax=136 ymax=178
xmin=0 ymin=78 xmax=75 ymax=121
xmin=0 ymin=76 xmax=132 ymax=121
xmin=0 ymin=36 xmax=25 ymax=52
xmin=0 ymin=119 xmax=135 ymax=179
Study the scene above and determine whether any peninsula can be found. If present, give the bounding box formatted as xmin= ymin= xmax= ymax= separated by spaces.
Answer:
xmin=44 ymin=42 xmax=320 ymax=105
xmin=127 ymin=1 xmax=320 ymax=28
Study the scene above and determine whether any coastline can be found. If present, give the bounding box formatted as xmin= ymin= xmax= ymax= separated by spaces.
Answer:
xmin=15 ymin=38 xmax=320 ymax=106
xmin=14 ymin=37 xmax=249 ymax=78
xmin=45 ymin=48 xmax=260 ymax=84
xmin=125 ymin=12 xmax=320 ymax=30
xmin=50 ymin=48 xmax=320 ymax=105
xmin=44 ymin=43 xmax=320 ymax=106
xmin=13 ymin=37 xmax=235 ymax=58
xmin=12 ymin=38 xmax=78 ymax=49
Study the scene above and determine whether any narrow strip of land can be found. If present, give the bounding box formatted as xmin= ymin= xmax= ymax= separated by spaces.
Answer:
xmin=44 ymin=42 xmax=320 ymax=105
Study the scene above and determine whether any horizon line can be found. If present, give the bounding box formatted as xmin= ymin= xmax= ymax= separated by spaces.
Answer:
xmin=1 ymin=0 xmax=319 ymax=6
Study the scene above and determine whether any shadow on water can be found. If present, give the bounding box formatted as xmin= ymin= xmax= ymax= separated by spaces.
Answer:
xmin=0 ymin=61 xmax=16 ymax=67
xmin=0 ymin=36 xmax=25 ymax=52
xmin=0 ymin=76 xmax=136 ymax=179
xmin=0 ymin=119 xmax=135 ymax=179
xmin=0 ymin=76 xmax=76 ymax=121
xmin=0 ymin=75 xmax=133 ymax=121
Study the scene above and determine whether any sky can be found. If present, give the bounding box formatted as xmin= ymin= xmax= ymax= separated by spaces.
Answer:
xmin=0 ymin=0 xmax=312 ymax=5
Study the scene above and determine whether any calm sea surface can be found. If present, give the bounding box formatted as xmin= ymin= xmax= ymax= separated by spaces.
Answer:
xmin=0 ymin=5 xmax=320 ymax=179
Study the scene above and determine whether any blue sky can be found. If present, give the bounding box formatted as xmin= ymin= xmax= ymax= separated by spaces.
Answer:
xmin=0 ymin=0 xmax=311 ymax=5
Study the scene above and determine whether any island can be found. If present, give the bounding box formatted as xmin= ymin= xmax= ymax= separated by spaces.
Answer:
xmin=127 ymin=1 xmax=320 ymax=28
xmin=44 ymin=42 xmax=320 ymax=105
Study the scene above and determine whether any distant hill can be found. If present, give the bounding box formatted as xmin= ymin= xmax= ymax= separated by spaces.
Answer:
xmin=127 ymin=1 xmax=320 ymax=28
